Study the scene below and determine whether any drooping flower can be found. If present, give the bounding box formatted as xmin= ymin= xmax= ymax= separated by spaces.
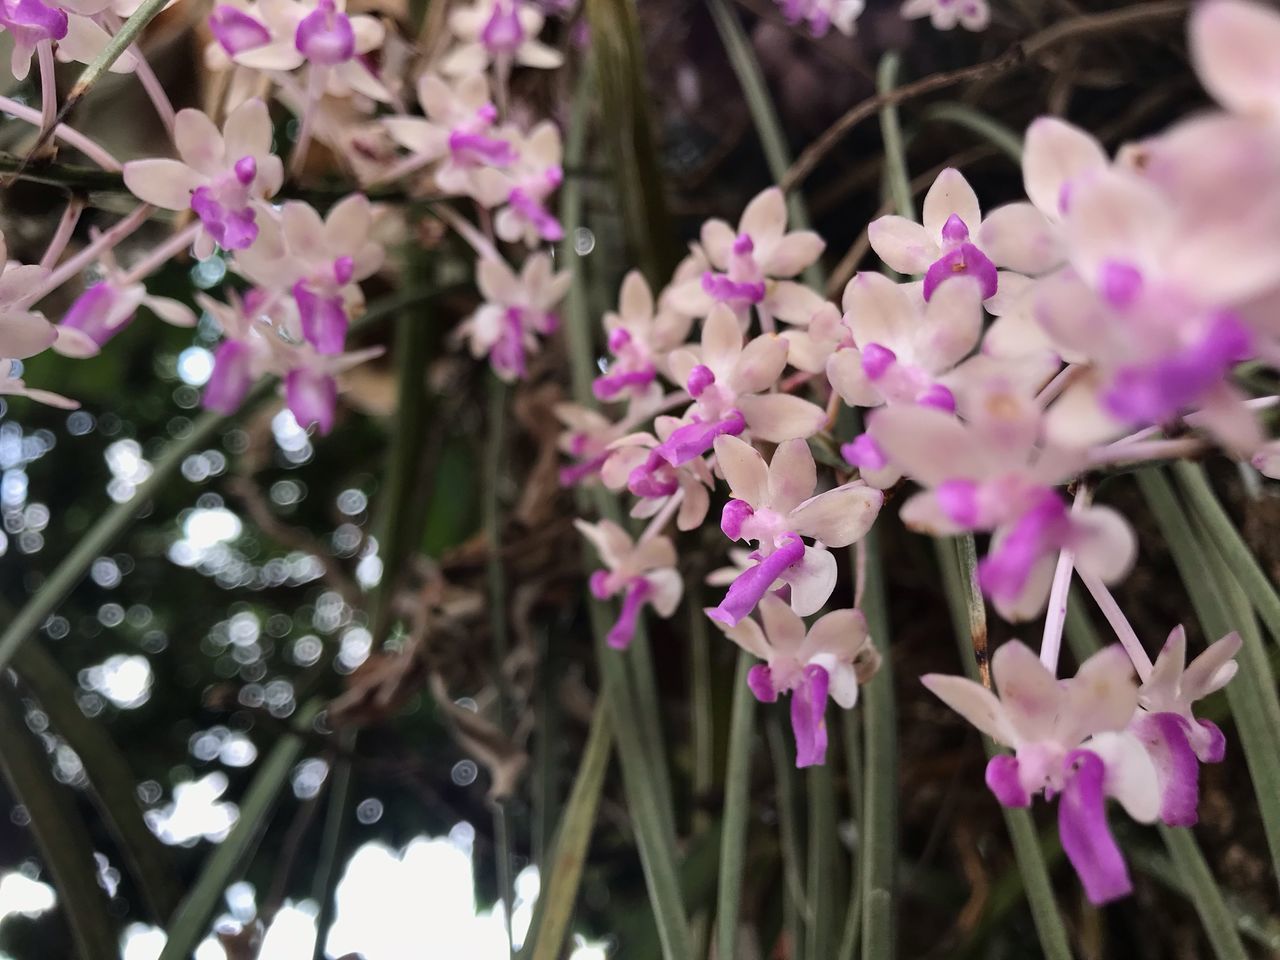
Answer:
xmin=53 ymin=277 xmax=194 ymax=357
xmin=720 ymin=594 xmax=879 ymax=766
xmin=924 ymin=642 xmax=1157 ymax=904
xmin=599 ymin=416 xmax=714 ymax=529
xmin=575 ymin=519 xmax=683 ymax=650
xmin=123 ymin=99 xmax=284 ymax=258
xmin=480 ymin=121 xmax=565 ymax=245
xmin=457 ymin=253 xmax=570 ymax=381
xmin=1131 ymin=626 xmax=1240 ymax=825
xmin=592 ymin=271 xmax=694 ymax=402
xmin=708 ymin=434 xmax=882 ymax=624
xmin=775 ymin=0 xmax=864 ymax=37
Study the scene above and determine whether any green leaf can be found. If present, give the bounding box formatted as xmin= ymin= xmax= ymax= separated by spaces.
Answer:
xmin=919 ymin=103 xmax=1025 ymax=164
xmin=526 ymin=700 xmax=613 ymax=960
xmin=12 ymin=639 xmax=179 ymax=923
xmin=583 ymin=0 xmax=676 ymax=285
xmin=1172 ymin=462 xmax=1280 ymax=649
xmin=160 ymin=700 xmax=323 ymax=960
xmin=0 ymin=690 xmax=118 ymax=960
xmin=715 ymin=650 xmax=757 ymax=959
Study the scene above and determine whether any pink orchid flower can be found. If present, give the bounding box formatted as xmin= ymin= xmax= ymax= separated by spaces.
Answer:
xmin=440 ymin=0 xmax=563 ymax=76
xmin=899 ymin=0 xmax=989 ymax=30
xmin=666 ymin=187 xmax=827 ymax=329
xmin=458 ymin=252 xmax=570 ymax=381
xmin=721 ymin=594 xmax=879 ymax=766
xmin=575 ymin=519 xmax=683 ymax=650
xmin=1189 ymin=0 xmax=1280 ymax=122
xmin=207 ymin=0 xmax=389 ymax=101
xmin=649 ymin=304 xmax=826 ymax=469
xmin=708 ymin=434 xmax=883 ymax=625
xmin=477 ymin=121 xmax=565 ymax=245
xmin=869 ymin=168 xmax=1045 ymax=303
xmin=1132 ymin=626 xmax=1240 ymax=825
xmin=775 ymin=0 xmax=864 ymax=37
xmin=924 ymin=642 xmax=1158 ymax=904
xmin=592 ymin=271 xmax=695 ymax=402
xmin=867 ymin=385 xmax=1135 ymax=620
xmin=123 ymin=99 xmax=284 ymax=259
xmin=0 ymin=0 xmax=66 ymax=80
xmin=235 ymin=195 xmax=384 ymax=355
xmin=382 ymin=71 xmax=517 ymax=199
xmin=825 ymin=271 xmax=984 ymax=413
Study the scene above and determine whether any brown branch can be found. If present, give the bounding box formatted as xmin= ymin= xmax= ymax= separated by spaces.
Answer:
xmin=782 ymin=0 xmax=1191 ymax=192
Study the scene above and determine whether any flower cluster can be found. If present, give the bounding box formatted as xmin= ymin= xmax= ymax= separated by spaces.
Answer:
xmin=563 ymin=0 xmax=1280 ymax=904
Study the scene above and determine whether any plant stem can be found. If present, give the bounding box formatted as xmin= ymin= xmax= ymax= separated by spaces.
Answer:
xmin=0 ymin=96 xmax=123 ymax=171
xmin=920 ymin=103 xmax=1025 ymax=164
xmin=877 ymin=53 xmax=915 ymax=224
xmin=806 ymin=759 xmax=839 ymax=960
xmin=767 ymin=713 xmax=809 ymax=957
xmin=716 ymin=650 xmax=757 ymax=960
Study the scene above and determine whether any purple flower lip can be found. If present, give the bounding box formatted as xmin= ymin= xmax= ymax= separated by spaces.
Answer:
xmin=2 ymin=0 xmax=68 ymax=42
xmin=592 ymin=365 xmax=656 ymax=400
xmin=923 ymin=243 xmax=998 ymax=301
xmin=655 ymin=409 xmax=746 ymax=466
xmin=977 ymin=490 xmax=1069 ymax=602
xmin=295 ymin=0 xmax=355 ymax=65
xmin=706 ymin=533 xmax=805 ymax=627
xmin=627 ymin=450 xmax=679 ymax=499
xmin=1059 ymin=749 xmax=1132 ymax=905
xmin=747 ymin=663 xmax=778 ymax=703
xmin=701 ymin=271 xmax=766 ymax=305
xmin=721 ymin=498 xmax=754 ymax=540
xmin=285 ymin=367 xmax=338 ymax=435
xmin=917 ymin=383 xmax=956 ymax=412
xmin=449 ymin=130 xmax=517 ymax=166
xmin=935 ymin=478 xmax=981 ymax=528
xmin=210 ymin=4 xmax=270 ymax=54
xmin=558 ymin=452 xmax=608 ymax=488
xmin=940 ymin=213 xmax=970 ymax=244
xmin=191 ymin=186 xmax=258 ymax=250
xmin=792 ymin=663 xmax=830 ymax=767
xmin=508 ymin=187 xmax=563 ymax=240
xmin=985 ymin=754 xmax=1030 ymax=807
xmin=202 ymin=339 xmax=253 ymax=415
xmin=293 ymin=280 xmax=348 ymax=354
xmin=606 ymin=577 xmax=652 ymax=650
xmin=59 ymin=282 xmax=131 ymax=349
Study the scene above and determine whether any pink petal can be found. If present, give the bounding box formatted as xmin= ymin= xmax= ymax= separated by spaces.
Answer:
xmin=122 ymin=159 xmax=205 ymax=210
xmin=867 ymin=216 xmax=936 ymax=274
xmin=739 ymin=187 xmax=787 ymax=245
xmin=730 ymin=333 xmax=788 ymax=395
xmin=1060 ymin=645 xmax=1138 ymax=744
xmin=1022 ymin=116 xmax=1108 ymax=218
xmin=790 ymin=483 xmax=882 ymax=547
xmin=976 ymin=203 xmax=1062 ymax=275
xmin=990 ymin=639 xmax=1061 ymax=742
xmin=700 ymin=219 xmax=736 ymax=270
xmin=1190 ymin=0 xmax=1280 ymax=116
xmin=782 ymin=545 xmax=837 ymax=617
xmin=767 ymin=438 xmax=817 ymax=514
xmin=844 ymin=271 xmax=915 ymax=350
xmin=1183 ymin=631 xmax=1243 ymax=702
xmin=922 ymin=167 xmax=981 ymax=239
xmin=765 ymin=281 xmax=827 ymax=325
xmin=737 ymin=393 xmax=826 ymax=442
xmin=174 ymin=108 xmax=225 ymax=176
xmin=826 ymin=348 xmax=880 ymax=407
xmin=1059 ymin=749 xmax=1133 ymax=905
xmin=921 ymin=673 xmax=1012 ymax=743
xmin=760 ymin=593 xmax=806 ymax=655
xmin=762 ymin=231 xmax=825 ymax=278
xmin=713 ymin=435 xmax=768 ymax=507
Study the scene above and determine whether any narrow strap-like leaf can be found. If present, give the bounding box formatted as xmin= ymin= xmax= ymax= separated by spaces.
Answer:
xmin=0 ymin=690 xmax=118 ymax=960
xmin=13 ymin=639 xmax=179 ymax=922
xmin=527 ymin=700 xmax=614 ymax=960
xmin=715 ymin=650 xmax=757 ymax=959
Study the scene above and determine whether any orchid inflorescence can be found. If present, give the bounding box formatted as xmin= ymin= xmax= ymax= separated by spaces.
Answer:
xmin=0 ymin=0 xmax=1275 ymax=912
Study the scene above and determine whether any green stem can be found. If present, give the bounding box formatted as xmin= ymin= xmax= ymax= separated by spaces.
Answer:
xmin=805 ymin=760 xmax=839 ymax=960
xmin=877 ymin=53 xmax=916 ymax=224
xmin=835 ymin=710 xmax=864 ymax=960
xmin=1172 ymin=462 xmax=1280 ymax=648
xmin=857 ymin=526 xmax=896 ymax=960
xmin=309 ymin=730 xmax=355 ymax=960
xmin=920 ymin=103 xmax=1025 ymax=165
xmin=0 ymin=691 xmax=117 ymax=960
xmin=766 ymin=714 xmax=809 ymax=958
xmin=1138 ymin=468 xmax=1280 ymax=898
xmin=12 ymin=639 xmax=179 ymax=923
xmin=526 ymin=700 xmax=614 ymax=960
xmin=715 ymin=650 xmax=757 ymax=960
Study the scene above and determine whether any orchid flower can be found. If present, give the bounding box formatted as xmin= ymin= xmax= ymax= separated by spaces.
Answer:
xmin=826 ymin=272 xmax=984 ymax=413
xmin=593 ymin=271 xmax=695 ymax=402
xmin=708 ymin=435 xmax=882 ymax=625
xmin=643 ymin=304 xmax=826 ymax=471
xmin=457 ymin=253 xmax=570 ymax=381
xmin=666 ymin=187 xmax=826 ymax=330
xmin=1189 ymin=0 xmax=1280 ymax=122
xmin=900 ymin=0 xmax=989 ymax=31
xmin=123 ymin=99 xmax=284 ymax=258
xmin=775 ymin=0 xmax=865 ymax=37
xmin=867 ymin=383 xmax=1136 ymax=620
xmin=478 ymin=121 xmax=565 ymax=245
xmin=924 ymin=642 xmax=1157 ymax=904
xmin=0 ymin=0 xmax=66 ymax=80
xmin=575 ymin=519 xmax=682 ymax=650
xmin=599 ymin=416 xmax=714 ymax=529
xmin=1132 ymin=626 xmax=1240 ymax=825
xmin=720 ymin=594 xmax=879 ymax=766
xmin=207 ymin=0 xmax=390 ymax=102
xmin=440 ymin=0 xmax=563 ymax=76
xmin=382 ymin=71 xmax=516 ymax=199
xmin=234 ymin=194 xmax=384 ymax=355
xmin=868 ymin=168 xmax=1050 ymax=304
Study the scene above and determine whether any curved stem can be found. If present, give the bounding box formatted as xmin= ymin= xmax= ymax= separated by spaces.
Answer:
xmin=1039 ymin=486 xmax=1088 ymax=673
xmin=119 ymin=221 xmax=202 ymax=285
xmin=18 ymin=204 xmax=153 ymax=308
xmin=289 ymin=66 xmax=327 ymax=179
xmin=40 ymin=198 xmax=85 ymax=270
xmin=37 ymin=40 xmax=58 ymax=139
